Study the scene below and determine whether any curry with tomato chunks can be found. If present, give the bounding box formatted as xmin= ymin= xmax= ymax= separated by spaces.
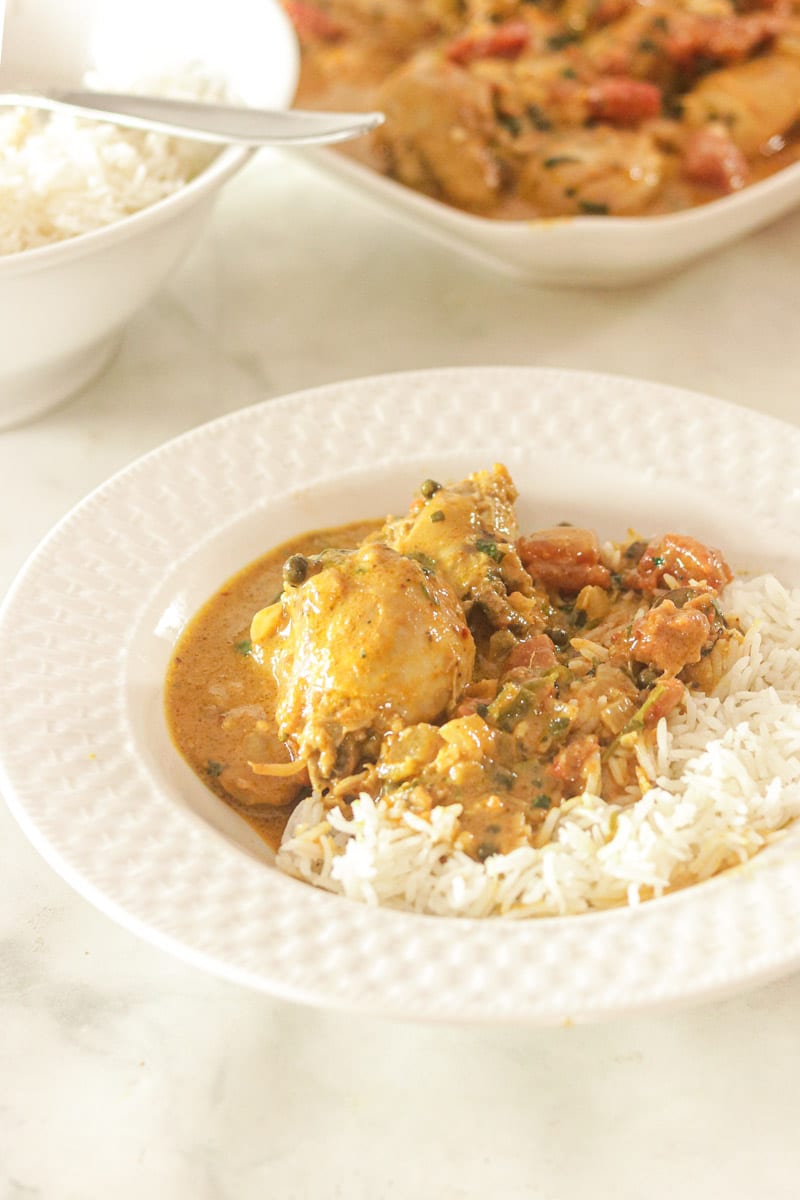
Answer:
xmin=166 ymin=464 xmax=737 ymax=863
xmin=286 ymin=0 xmax=800 ymax=218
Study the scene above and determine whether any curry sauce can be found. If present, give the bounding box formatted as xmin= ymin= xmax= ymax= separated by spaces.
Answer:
xmin=166 ymin=464 xmax=736 ymax=868
xmin=165 ymin=521 xmax=379 ymax=849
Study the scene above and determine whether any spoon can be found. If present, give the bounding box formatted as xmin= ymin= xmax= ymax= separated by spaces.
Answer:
xmin=0 ymin=89 xmax=384 ymax=147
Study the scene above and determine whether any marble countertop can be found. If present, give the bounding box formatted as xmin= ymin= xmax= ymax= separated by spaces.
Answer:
xmin=2 ymin=151 xmax=800 ymax=1200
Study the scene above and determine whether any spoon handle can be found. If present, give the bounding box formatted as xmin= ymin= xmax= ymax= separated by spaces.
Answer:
xmin=1 ymin=89 xmax=384 ymax=146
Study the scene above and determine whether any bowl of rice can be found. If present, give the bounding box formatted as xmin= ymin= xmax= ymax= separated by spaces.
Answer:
xmin=0 ymin=0 xmax=299 ymax=428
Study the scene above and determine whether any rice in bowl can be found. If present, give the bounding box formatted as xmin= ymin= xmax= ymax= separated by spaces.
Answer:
xmin=0 ymin=68 xmax=227 ymax=256
xmin=165 ymin=463 xmax=800 ymax=919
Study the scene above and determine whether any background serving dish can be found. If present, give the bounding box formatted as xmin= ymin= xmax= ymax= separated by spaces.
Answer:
xmin=0 ymin=0 xmax=298 ymax=428
xmin=1 ymin=367 xmax=800 ymax=1023
xmin=303 ymin=146 xmax=800 ymax=285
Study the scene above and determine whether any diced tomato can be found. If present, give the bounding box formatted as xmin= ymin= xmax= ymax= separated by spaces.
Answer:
xmin=588 ymin=77 xmax=662 ymax=125
xmin=630 ymin=600 xmax=712 ymax=676
xmin=664 ymin=13 xmax=781 ymax=67
xmin=593 ymin=0 xmax=633 ymax=25
xmin=642 ymin=676 xmax=686 ymax=726
xmin=446 ymin=20 xmax=530 ymax=66
xmin=504 ymin=634 xmax=559 ymax=673
xmin=546 ymin=734 xmax=600 ymax=794
xmin=683 ymin=127 xmax=749 ymax=192
xmin=518 ymin=527 xmax=611 ymax=593
xmin=626 ymin=533 xmax=733 ymax=593
xmin=285 ymin=0 xmax=346 ymax=42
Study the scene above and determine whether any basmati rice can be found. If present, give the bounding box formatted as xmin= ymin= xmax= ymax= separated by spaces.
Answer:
xmin=0 ymin=67 xmax=226 ymax=256
xmin=277 ymin=574 xmax=800 ymax=917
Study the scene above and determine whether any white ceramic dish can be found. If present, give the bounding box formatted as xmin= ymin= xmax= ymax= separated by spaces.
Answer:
xmin=303 ymin=147 xmax=800 ymax=286
xmin=2 ymin=366 xmax=800 ymax=1024
xmin=0 ymin=0 xmax=298 ymax=428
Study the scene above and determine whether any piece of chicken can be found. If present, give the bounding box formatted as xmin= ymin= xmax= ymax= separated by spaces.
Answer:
xmin=373 ymin=54 xmax=505 ymax=211
xmin=517 ymin=127 xmax=666 ymax=216
xmin=250 ymin=542 xmax=475 ymax=779
xmin=374 ymin=464 xmax=541 ymax=630
xmin=681 ymin=53 xmax=800 ymax=156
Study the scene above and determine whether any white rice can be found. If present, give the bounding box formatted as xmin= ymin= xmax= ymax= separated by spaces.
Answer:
xmin=0 ymin=66 xmax=227 ymax=256
xmin=276 ymin=574 xmax=800 ymax=917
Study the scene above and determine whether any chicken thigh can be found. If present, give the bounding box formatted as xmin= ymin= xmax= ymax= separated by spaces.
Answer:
xmin=250 ymin=542 xmax=475 ymax=779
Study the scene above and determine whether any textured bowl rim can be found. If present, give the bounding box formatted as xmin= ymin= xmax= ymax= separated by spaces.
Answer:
xmin=2 ymin=366 xmax=800 ymax=1023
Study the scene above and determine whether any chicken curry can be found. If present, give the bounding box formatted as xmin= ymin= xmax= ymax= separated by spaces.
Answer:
xmin=166 ymin=465 xmax=737 ymax=863
xmin=286 ymin=0 xmax=800 ymax=218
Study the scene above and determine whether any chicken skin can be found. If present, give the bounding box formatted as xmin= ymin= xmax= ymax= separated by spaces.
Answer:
xmin=250 ymin=542 xmax=475 ymax=779
xmin=375 ymin=463 xmax=541 ymax=630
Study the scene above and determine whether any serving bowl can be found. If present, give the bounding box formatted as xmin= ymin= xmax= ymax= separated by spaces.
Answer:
xmin=304 ymin=147 xmax=800 ymax=286
xmin=0 ymin=0 xmax=299 ymax=429
xmin=2 ymin=367 xmax=800 ymax=1022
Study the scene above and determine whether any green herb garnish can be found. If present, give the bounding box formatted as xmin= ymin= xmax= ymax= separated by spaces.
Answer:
xmin=409 ymin=552 xmax=437 ymax=575
xmin=475 ymin=538 xmax=504 ymax=563
xmin=544 ymin=155 xmax=580 ymax=168
xmin=579 ymin=201 xmax=610 ymax=215
xmin=234 ymin=639 xmax=252 ymax=657
xmin=497 ymin=112 xmax=522 ymax=137
xmin=526 ymin=103 xmax=553 ymax=131
xmin=547 ymin=30 xmax=580 ymax=49
xmin=206 ymin=760 xmax=224 ymax=778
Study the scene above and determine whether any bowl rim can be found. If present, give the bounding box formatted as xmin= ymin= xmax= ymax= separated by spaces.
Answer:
xmin=308 ymin=145 xmax=800 ymax=237
xmin=0 ymin=139 xmax=252 ymax=279
xmin=2 ymin=365 xmax=800 ymax=1021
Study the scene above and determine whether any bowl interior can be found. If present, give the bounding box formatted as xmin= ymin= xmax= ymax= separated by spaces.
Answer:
xmin=128 ymin=450 xmax=796 ymax=867
xmin=1 ymin=0 xmax=299 ymax=106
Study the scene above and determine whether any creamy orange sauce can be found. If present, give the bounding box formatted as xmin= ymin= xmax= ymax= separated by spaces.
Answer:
xmin=165 ymin=484 xmax=734 ymax=868
xmin=165 ymin=521 xmax=378 ymax=849
xmin=288 ymin=0 xmax=800 ymax=219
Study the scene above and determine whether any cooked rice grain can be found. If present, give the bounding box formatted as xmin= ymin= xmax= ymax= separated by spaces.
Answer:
xmin=0 ymin=68 xmax=226 ymax=256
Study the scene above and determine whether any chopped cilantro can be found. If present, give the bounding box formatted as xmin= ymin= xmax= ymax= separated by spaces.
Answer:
xmin=497 ymin=111 xmax=522 ymax=137
xmin=409 ymin=551 xmax=436 ymax=575
xmin=547 ymin=30 xmax=580 ymax=49
xmin=544 ymin=155 xmax=580 ymax=168
xmin=206 ymin=760 xmax=224 ymax=778
xmin=234 ymin=639 xmax=252 ymax=657
xmin=475 ymin=538 xmax=504 ymax=563
xmin=533 ymin=793 xmax=552 ymax=810
xmin=526 ymin=103 xmax=553 ymax=131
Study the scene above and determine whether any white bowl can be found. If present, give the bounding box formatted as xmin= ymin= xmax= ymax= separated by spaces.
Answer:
xmin=0 ymin=0 xmax=299 ymax=428
xmin=2 ymin=367 xmax=800 ymax=1021
xmin=303 ymin=146 xmax=800 ymax=287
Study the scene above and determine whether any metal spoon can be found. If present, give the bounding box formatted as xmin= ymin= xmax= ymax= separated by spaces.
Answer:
xmin=0 ymin=89 xmax=384 ymax=147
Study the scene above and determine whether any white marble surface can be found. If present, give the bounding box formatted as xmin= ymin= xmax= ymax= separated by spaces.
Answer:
xmin=2 ymin=151 xmax=800 ymax=1200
